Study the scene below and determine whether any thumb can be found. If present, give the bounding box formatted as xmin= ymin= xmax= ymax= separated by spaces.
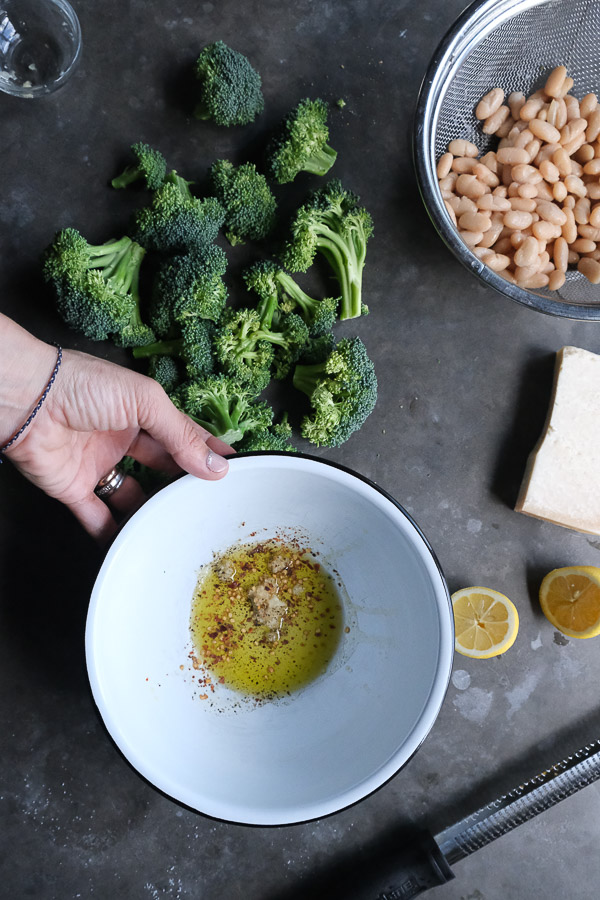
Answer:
xmin=137 ymin=383 xmax=230 ymax=479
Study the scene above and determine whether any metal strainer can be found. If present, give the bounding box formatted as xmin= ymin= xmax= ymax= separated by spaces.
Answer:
xmin=414 ymin=0 xmax=600 ymax=319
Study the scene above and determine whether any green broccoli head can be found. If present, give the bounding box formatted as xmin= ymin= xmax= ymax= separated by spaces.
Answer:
xmin=214 ymin=298 xmax=308 ymax=383
xmin=267 ymin=98 xmax=337 ymax=184
xmin=132 ymin=179 xmax=226 ymax=255
xmin=213 ymin=306 xmax=274 ymax=392
xmin=292 ymin=336 xmax=377 ymax=447
xmin=178 ymin=318 xmax=215 ymax=379
xmin=263 ymin=311 xmax=309 ymax=380
xmin=236 ymin=413 xmax=297 ymax=452
xmin=281 ymin=178 xmax=374 ymax=320
xmin=194 ymin=41 xmax=264 ymax=126
xmin=242 ymin=258 xmax=280 ymax=301
xmin=244 ymin=259 xmax=339 ymax=337
xmin=173 ymin=374 xmax=273 ymax=445
xmin=132 ymin=318 xmax=214 ymax=381
xmin=147 ymin=355 xmax=182 ymax=393
xmin=119 ymin=455 xmax=174 ymax=494
xmin=111 ymin=142 xmax=168 ymax=191
xmin=150 ymin=245 xmax=228 ymax=337
xmin=42 ymin=228 xmax=155 ymax=346
xmin=210 ymin=159 xmax=276 ymax=245
xmin=297 ymin=331 xmax=336 ymax=366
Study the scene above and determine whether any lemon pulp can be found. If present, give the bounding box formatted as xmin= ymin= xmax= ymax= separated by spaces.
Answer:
xmin=451 ymin=587 xmax=519 ymax=659
xmin=539 ymin=566 xmax=600 ymax=638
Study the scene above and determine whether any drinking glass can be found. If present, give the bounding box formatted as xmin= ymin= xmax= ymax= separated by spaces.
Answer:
xmin=0 ymin=0 xmax=81 ymax=97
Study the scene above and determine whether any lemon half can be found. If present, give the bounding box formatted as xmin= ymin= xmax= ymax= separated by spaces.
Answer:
xmin=451 ymin=586 xmax=519 ymax=659
xmin=539 ymin=566 xmax=600 ymax=639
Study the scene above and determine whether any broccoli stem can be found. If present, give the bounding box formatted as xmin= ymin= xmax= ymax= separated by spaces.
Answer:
xmin=275 ymin=271 xmax=315 ymax=313
xmin=188 ymin=395 xmax=245 ymax=445
xmin=164 ymin=170 xmax=195 ymax=199
xmin=257 ymin=291 xmax=279 ymax=330
xmin=314 ymin=231 xmax=362 ymax=320
xmin=132 ymin=338 xmax=182 ymax=359
xmin=292 ymin=361 xmax=326 ymax=397
xmin=193 ymin=99 xmax=211 ymax=122
xmin=111 ymin=167 xmax=143 ymax=190
xmin=108 ymin=242 xmax=143 ymax=294
xmin=88 ymin=236 xmax=135 ymax=274
xmin=301 ymin=144 xmax=338 ymax=176
xmin=191 ymin=416 xmax=243 ymax=445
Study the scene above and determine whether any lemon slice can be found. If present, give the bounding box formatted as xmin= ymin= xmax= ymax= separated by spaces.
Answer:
xmin=539 ymin=566 xmax=600 ymax=639
xmin=451 ymin=587 xmax=519 ymax=658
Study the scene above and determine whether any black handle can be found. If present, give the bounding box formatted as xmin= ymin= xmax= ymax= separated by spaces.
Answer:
xmin=327 ymin=831 xmax=454 ymax=900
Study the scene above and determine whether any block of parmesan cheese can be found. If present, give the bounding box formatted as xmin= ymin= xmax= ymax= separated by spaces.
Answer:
xmin=515 ymin=345 xmax=600 ymax=535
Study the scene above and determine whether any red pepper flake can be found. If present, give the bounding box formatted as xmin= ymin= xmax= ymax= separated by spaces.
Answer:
xmin=199 ymin=693 xmax=208 ymax=700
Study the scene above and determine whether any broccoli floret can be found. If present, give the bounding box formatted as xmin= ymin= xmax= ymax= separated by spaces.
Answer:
xmin=236 ymin=414 xmax=297 ymax=452
xmin=42 ymin=228 xmax=155 ymax=346
xmin=132 ymin=176 xmax=226 ymax=255
xmin=213 ymin=307 xmax=274 ymax=392
xmin=292 ymin=336 xmax=377 ymax=447
xmin=267 ymin=98 xmax=337 ymax=184
xmin=210 ymin=159 xmax=276 ymax=245
xmin=215 ymin=299 xmax=309 ymax=384
xmin=147 ymin=355 xmax=182 ymax=393
xmin=194 ymin=41 xmax=264 ymax=126
xmin=111 ymin=142 xmax=168 ymax=191
xmin=244 ymin=259 xmax=338 ymax=336
xmin=132 ymin=318 xmax=214 ymax=381
xmin=243 ymin=262 xmax=311 ymax=376
xmin=281 ymin=179 xmax=373 ymax=321
xmin=150 ymin=246 xmax=228 ymax=337
xmin=265 ymin=311 xmax=309 ymax=379
xmin=173 ymin=374 xmax=273 ymax=445
xmin=298 ymin=331 xmax=336 ymax=365
xmin=119 ymin=455 xmax=173 ymax=494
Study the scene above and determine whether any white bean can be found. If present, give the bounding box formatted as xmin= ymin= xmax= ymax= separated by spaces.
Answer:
xmin=578 ymin=257 xmax=600 ymax=283
xmin=475 ymin=88 xmax=505 ymax=120
xmin=448 ymin=139 xmax=479 ymax=158
xmin=482 ymin=105 xmax=510 ymax=135
xmin=529 ymin=118 xmax=561 ymax=143
xmin=436 ymin=153 xmax=453 ymax=178
xmin=544 ymin=66 xmax=567 ymax=99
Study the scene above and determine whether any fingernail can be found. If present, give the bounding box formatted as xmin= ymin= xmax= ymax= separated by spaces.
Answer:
xmin=206 ymin=451 xmax=228 ymax=473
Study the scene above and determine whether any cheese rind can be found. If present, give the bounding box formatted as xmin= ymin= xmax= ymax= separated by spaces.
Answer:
xmin=515 ymin=345 xmax=600 ymax=536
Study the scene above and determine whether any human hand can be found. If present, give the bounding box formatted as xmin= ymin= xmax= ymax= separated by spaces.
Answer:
xmin=3 ymin=341 xmax=231 ymax=543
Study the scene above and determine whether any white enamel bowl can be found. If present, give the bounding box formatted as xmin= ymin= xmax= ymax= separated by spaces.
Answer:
xmin=86 ymin=453 xmax=453 ymax=825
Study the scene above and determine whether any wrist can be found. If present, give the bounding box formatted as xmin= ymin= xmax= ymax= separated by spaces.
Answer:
xmin=0 ymin=314 xmax=62 ymax=447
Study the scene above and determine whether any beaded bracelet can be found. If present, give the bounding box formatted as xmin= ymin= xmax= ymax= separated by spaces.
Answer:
xmin=0 ymin=343 xmax=63 ymax=461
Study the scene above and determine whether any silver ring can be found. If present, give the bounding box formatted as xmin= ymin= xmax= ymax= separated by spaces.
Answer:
xmin=94 ymin=466 xmax=126 ymax=498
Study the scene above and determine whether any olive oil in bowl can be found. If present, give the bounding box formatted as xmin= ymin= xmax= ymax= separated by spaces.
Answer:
xmin=190 ymin=537 xmax=344 ymax=697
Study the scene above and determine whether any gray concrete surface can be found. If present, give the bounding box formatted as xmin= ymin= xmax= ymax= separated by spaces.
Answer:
xmin=2 ymin=0 xmax=600 ymax=897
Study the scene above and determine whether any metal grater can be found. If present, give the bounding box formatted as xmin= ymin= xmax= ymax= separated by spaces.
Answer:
xmin=344 ymin=740 xmax=600 ymax=899
xmin=435 ymin=739 xmax=600 ymax=864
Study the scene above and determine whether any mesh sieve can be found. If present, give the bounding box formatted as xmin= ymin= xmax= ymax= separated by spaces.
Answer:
xmin=414 ymin=0 xmax=600 ymax=318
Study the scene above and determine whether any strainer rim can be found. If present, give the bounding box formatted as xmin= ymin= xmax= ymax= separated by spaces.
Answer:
xmin=413 ymin=0 xmax=600 ymax=320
